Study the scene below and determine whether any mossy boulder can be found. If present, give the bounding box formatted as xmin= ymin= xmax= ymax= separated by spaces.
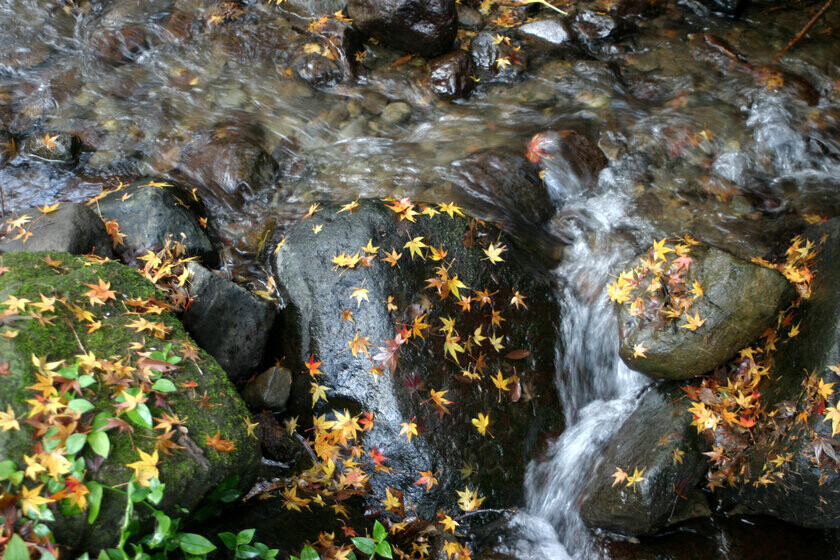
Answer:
xmin=618 ymin=243 xmax=791 ymax=380
xmin=578 ymin=383 xmax=710 ymax=536
xmin=273 ymin=200 xmax=563 ymax=518
xmin=0 ymin=252 xmax=259 ymax=552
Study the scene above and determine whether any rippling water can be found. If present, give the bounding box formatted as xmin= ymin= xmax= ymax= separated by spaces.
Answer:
xmin=2 ymin=0 xmax=840 ymax=557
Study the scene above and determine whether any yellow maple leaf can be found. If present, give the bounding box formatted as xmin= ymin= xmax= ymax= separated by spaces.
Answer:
xmin=471 ymin=412 xmax=492 ymax=437
xmin=126 ymin=449 xmax=159 ymax=487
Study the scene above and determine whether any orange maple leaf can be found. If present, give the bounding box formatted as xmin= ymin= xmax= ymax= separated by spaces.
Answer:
xmin=205 ymin=430 xmax=236 ymax=453
xmin=83 ymin=278 xmax=116 ymax=306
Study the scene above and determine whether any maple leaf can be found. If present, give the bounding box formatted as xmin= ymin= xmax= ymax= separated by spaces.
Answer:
xmin=243 ymin=416 xmax=259 ymax=438
xmin=282 ymin=485 xmax=311 ymax=512
xmin=438 ymin=202 xmax=466 ymax=218
xmin=680 ymin=311 xmax=706 ymax=332
xmin=424 ymin=389 xmax=453 ymax=417
xmin=633 ymin=343 xmax=649 ymax=359
xmin=415 ymin=470 xmax=439 ymax=492
xmin=337 ymin=199 xmax=360 ymax=214
xmin=20 ymin=484 xmax=53 ymax=516
xmin=818 ymin=378 xmax=835 ymax=400
xmin=456 ymin=486 xmax=485 ymax=512
xmin=312 ymin=224 xmax=323 ymax=234
xmin=824 ymin=406 xmax=840 ymax=436
xmin=404 ymin=236 xmax=428 ymax=260
xmin=447 ymin=275 xmax=468 ymax=300
xmin=611 ymin=467 xmax=628 ymax=487
xmin=348 ymin=332 xmax=372 ymax=357
xmin=382 ymin=248 xmax=403 ymax=267
xmin=444 ymin=332 xmax=465 ymax=363
xmin=350 ymin=286 xmax=369 ymax=307
xmin=305 ymin=355 xmax=323 ymax=376
xmin=155 ymin=430 xmax=185 ymax=456
xmin=672 ymin=449 xmax=685 ymax=465
xmin=370 ymin=447 xmax=389 ymax=466
xmin=126 ymin=449 xmax=159 ymax=487
xmin=488 ymin=333 xmax=505 ymax=352
xmin=382 ymin=487 xmax=402 ymax=513
xmin=399 ymin=419 xmax=419 ymax=442
xmin=439 ymin=513 xmax=459 ymax=533
xmin=510 ymin=290 xmax=528 ymax=310
xmin=303 ymin=203 xmax=320 ymax=219
xmin=340 ymin=309 xmax=354 ymax=323
xmin=471 ymin=412 xmax=493 ymax=437
xmin=205 ymin=430 xmax=236 ymax=453
xmin=651 ymin=238 xmax=674 ymax=260
xmin=83 ymin=278 xmax=116 ymax=306
xmin=40 ymin=133 xmax=60 ymax=150
xmin=483 ymin=242 xmax=506 ymax=264
xmin=37 ymin=202 xmax=60 ymax=214
xmin=311 ymin=382 xmax=329 ymax=405
xmin=625 ymin=466 xmax=646 ymax=490
xmin=372 ymin=334 xmax=404 ymax=373
xmin=429 ymin=245 xmax=448 ymax=261
xmin=0 ymin=404 xmax=19 ymax=431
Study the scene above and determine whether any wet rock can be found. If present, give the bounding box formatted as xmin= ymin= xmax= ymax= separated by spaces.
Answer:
xmin=0 ymin=130 xmax=13 ymax=167
xmin=177 ymin=136 xmax=278 ymax=203
xmin=753 ymin=66 xmax=820 ymax=107
xmin=442 ymin=147 xmax=555 ymax=234
xmin=183 ymin=262 xmax=276 ymax=383
xmin=242 ymin=366 xmax=293 ymax=411
xmin=96 ymin=181 xmax=217 ymax=265
xmin=571 ymin=10 xmax=618 ymax=41
xmin=428 ymin=50 xmax=475 ymax=100
xmin=723 ymin=218 xmax=840 ymax=528
xmin=346 ymin=0 xmax=458 ymax=58
xmin=293 ymin=53 xmax=343 ymax=88
xmin=456 ymin=4 xmax=483 ymax=30
xmin=469 ymin=31 xmax=527 ymax=83
xmin=693 ymin=0 xmax=749 ymax=15
xmin=283 ymin=0 xmax=347 ymax=20
xmin=273 ymin=200 xmax=563 ymax=517
xmin=90 ymin=24 xmax=150 ymax=64
xmin=162 ymin=9 xmax=199 ymax=42
xmin=21 ymin=131 xmax=80 ymax=164
xmin=380 ymin=101 xmax=412 ymax=124
xmin=579 ymin=383 xmax=710 ymax=536
xmin=516 ymin=17 xmax=571 ymax=50
xmin=0 ymin=252 xmax=259 ymax=552
xmin=618 ymin=243 xmax=791 ymax=380
xmin=529 ymin=130 xmax=607 ymax=204
xmin=253 ymin=413 xmax=305 ymax=464
xmin=0 ymin=203 xmax=113 ymax=258
xmin=361 ymin=91 xmax=389 ymax=114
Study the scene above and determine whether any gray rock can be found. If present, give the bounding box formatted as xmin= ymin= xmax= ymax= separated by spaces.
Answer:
xmin=456 ymin=4 xmax=483 ymax=30
xmin=380 ymin=102 xmax=412 ymax=124
xmin=96 ymin=180 xmax=217 ymax=265
xmin=21 ymin=131 xmax=80 ymax=164
xmin=241 ymin=366 xmax=292 ymax=411
xmin=346 ymin=0 xmax=457 ymax=58
xmin=579 ymin=383 xmax=710 ymax=536
xmin=517 ymin=18 xmax=571 ymax=49
xmin=182 ymin=262 xmax=276 ymax=383
xmin=273 ymin=200 xmax=563 ymax=518
xmin=293 ymin=53 xmax=343 ymax=88
xmin=469 ymin=31 xmax=526 ymax=83
xmin=618 ymin=243 xmax=791 ymax=380
xmin=361 ymin=92 xmax=389 ymax=115
xmin=0 ymin=203 xmax=113 ymax=258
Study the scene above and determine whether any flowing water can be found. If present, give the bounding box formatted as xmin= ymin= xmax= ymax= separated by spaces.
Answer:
xmin=2 ymin=0 xmax=840 ymax=557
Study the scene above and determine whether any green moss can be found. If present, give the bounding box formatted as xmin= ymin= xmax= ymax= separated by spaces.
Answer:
xmin=0 ymin=252 xmax=259 ymax=552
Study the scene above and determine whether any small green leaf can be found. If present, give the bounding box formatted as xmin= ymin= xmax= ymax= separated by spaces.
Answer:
xmin=351 ymin=537 xmax=375 ymax=556
xmin=236 ymin=545 xmax=259 ymax=559
xmin=218 ymin=532 xmax=237 ymax=550
xmin=3 ymin=534 xmax=29 ymax=560
xmin=179 ymin=533 xmax=216 ymax=555
xmin=65 ymin=433 xmax=87 ymax=455
xmin=79 ymin=374 xmax=96 ymax=388
xmin=299 ymin=545 xmax=320 ymax=560
xmin=127 ymin=404 xmax=153 ymax=429
xmin=68 ymin=399 xmax=95 ymax=413
xmin=152 ymin=378 xmax=177 ymax=393
xmin=88 ymin=431 xmax=110 ymax=458
xmin=373 ymin=520 xmax=387 ymax=543
xmin=375 ymin=540 xmax=392 ymax=559
xmin=237 ymin=529 xmax=256 ymax=546
xmin=148 ymin=478 xmax=165 ymax=505
xmin=0 ymin=459 xmax=18 ymax=479
xmin=58 ymin=365 xmax=78 ymax=379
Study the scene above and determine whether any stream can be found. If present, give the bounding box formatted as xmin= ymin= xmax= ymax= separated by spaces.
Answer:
xmin=2 ymin=0 xmax=840 ymax=558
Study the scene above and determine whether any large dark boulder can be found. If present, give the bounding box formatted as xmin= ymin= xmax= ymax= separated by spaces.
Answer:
xmin=0 ymin=252 xmax=259 ymax=552
xmin=579 ymin=383 xmax=710 ymax=536
xmin=346 ymin=0 xmax=458 ymax=58
xmin=617 ymin=242 xmax=791 ymax=380
xmin=0 ymin=203 xmax=113 ymax=258
xmin=429 ymin=50 xmax=475 ymax=101
xmin=273 ymin=200 xmax=562 ymax=517
xmin=94 ymin=180 xmax=217 ymax=266
xmin=723 ymin=219 xmax=840 ymax=528
xmin=21 ymin=131 xmax=80 ymax=165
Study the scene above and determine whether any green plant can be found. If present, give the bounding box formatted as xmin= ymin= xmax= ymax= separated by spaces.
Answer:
xmin=291 ymin=521 xmax=392 ymax=560
xmin=218 ymin=528 xmax=279 ymax=559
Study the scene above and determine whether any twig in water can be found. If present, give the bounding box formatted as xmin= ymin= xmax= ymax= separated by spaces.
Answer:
xmin=775 ymin=0 xmax=836 ymax=61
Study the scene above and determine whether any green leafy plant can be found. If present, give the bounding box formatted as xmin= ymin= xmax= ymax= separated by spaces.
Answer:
xmin=291 ymin=521 xmax=392 ymax=560
xmin=219 ymin=528 xmax=279 ymax=559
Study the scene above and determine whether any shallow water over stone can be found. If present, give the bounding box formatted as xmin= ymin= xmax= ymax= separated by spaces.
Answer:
xmin=2 ymin=0 xmax=840 ymax=557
